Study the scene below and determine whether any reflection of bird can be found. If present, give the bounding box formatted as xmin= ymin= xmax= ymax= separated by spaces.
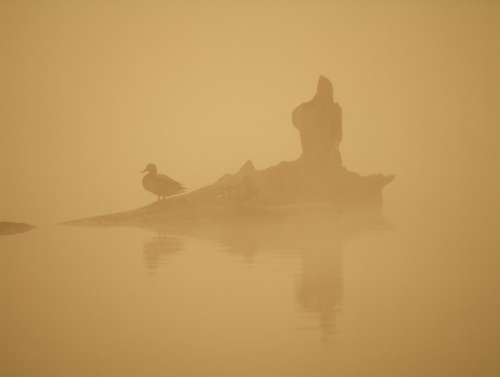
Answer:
xmin=143 ymin=234 xmax=182 ymax=270
xmin=141 ymin=163 xmax=185 ymax=200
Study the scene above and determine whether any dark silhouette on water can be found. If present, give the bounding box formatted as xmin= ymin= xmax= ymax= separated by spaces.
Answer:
xmin=68 ymin=75 xmax=394 ymax=227
xmin=142 ymin=163 xmax=185 ymax=200
xmin=0 ymin=222 xmax=34 ymax=235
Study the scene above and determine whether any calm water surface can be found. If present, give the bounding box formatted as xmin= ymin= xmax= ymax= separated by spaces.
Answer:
xmin=3 ymin=216 xmax=499 ymax=377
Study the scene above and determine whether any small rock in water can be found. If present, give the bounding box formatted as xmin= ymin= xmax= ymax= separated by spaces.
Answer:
xmin=0 ymin=222 xmax=35 ymax=236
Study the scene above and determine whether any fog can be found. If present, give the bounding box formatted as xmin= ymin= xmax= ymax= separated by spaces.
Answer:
xmin=2 ymin=3 xmax=500 ymax=376
xmin=2 ymin=1 xmax=498 ymax=227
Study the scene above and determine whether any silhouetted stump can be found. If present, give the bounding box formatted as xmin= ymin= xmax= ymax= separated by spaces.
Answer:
xmin=293 ymin=75 xmax=343 ymax=168
xmin=67 ymin=75 xmax=394 ymax=227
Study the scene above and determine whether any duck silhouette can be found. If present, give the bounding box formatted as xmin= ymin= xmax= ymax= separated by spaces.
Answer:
xmin=141 ymin=163 xmax=185 ymax=200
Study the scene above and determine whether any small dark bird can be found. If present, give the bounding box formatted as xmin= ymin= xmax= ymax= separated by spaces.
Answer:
xmin=141 ymin=163 xmax=185 ymax=200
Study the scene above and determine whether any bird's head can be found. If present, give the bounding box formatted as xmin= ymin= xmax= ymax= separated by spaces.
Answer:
xmin=141 ymin=163 xmax=157 ymax=174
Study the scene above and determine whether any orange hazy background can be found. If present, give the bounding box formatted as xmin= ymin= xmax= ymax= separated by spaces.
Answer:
xmin=1 ymin=0 xmax=499 ymax=225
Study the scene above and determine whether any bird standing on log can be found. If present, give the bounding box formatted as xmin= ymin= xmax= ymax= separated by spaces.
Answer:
xmin=141 ymin=163 xmax=185 ymax=200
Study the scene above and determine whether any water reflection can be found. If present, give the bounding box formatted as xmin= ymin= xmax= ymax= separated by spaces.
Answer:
xmin=144 ymin=213 xmax=379 ymax=340
xmin=219 ymin=229 xmax=260 ymax=264
xmin=143 ymin=233 xmax=182 ymax=271
xmin=297 ymin=244 xmax=343 ymax=341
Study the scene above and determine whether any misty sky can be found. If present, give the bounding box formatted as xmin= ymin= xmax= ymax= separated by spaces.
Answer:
xmin=1 ymin=1 xmax=499 ymax=224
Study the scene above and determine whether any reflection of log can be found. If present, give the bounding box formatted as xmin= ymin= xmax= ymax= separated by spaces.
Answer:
xmin=297 ymin=246 xmax=343 ymax=340
xmin=0 ymin=222 xmax=34 ymax=235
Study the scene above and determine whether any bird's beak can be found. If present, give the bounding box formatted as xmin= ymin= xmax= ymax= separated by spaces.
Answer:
xmin=141 ymin=169 xmax=147 ymax=173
